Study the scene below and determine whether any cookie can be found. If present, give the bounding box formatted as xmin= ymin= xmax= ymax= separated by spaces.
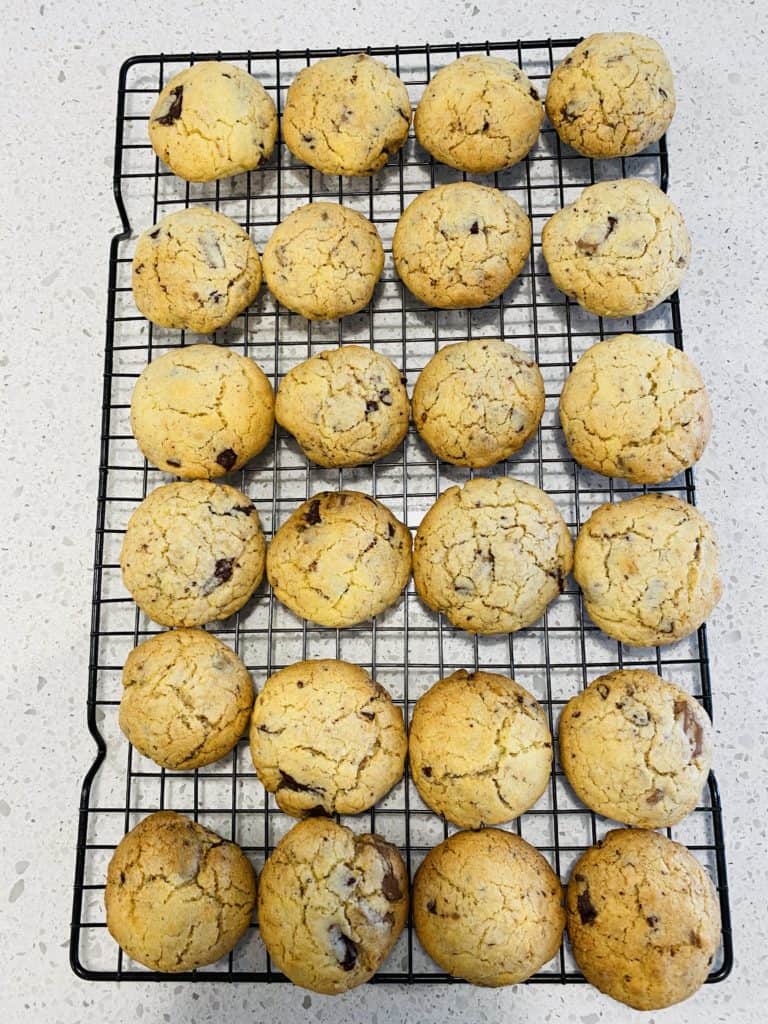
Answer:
xmin=541 ymin=178 xmax=690 ymax=318
xmin=257 ymin=817 xmax=409 ymax=993
xmin=566 ymin=828 xmax=720 ymax=1009
xmin=148 ymin=61 xmax=277 ymax=181
xmin=408 ymin=670 xmax=551 ymax=828
xmin=573 ymin=492 xmax=722 ymax=646
xmin=412 ymin=339 xmax=544 ymax=467
xmin=262 ymin=203 xmax=384 ymax=320
xmin=249 ymin=659 xmax=406 ymax=816
xmin=120 ymin=481 xmax=266 ymax=627
xmin=282 ymin=53 xmax=411 ymax=176
xmin=130 ymin=344 xmax=275 ymax=478
xmin=393 ymin=182 xmax=531 ymax=308
xmin=105 ymin=811 xmax=256 ymax=972
xmin=559 ymin=670 xmax=713 ymax=827
xmin=413 ymin=829 xmax=564 ymax=986
xmin=119 ymin=629 xmax=254 ymax=770
xmin=413 ymin=476 xmax=573 ymax=634
xmin=275 ymin=345 xmax=409 ymax=467
xmin=415 ymin=54 xmax=543 ymax=172
xmin=267 ymin=491 xmax=412 ymax=628
xmin=132 ymin=207 xmax=262 ymax=334
xmin=559 ymin=335 xmax=711 ymax=483
xmin=546 ymin=34 xmax=675 ymax=159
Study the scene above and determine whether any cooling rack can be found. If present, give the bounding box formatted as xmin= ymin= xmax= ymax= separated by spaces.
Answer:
xmin=70 ymin=38 xmax=733 ymax=984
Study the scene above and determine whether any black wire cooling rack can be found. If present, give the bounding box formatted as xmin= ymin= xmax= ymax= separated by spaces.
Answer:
xmin=70 ymin=38 xmax=733 ymax=985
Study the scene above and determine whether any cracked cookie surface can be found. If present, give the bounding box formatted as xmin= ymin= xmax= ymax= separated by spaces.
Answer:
xmin=559 ymin=334 xmax=711 ymax=483
xmin=546 ymin=33 xmax=676 ymax=159
xmin=120 ymin=480 xmax=266 ymax=627
xmin=415 ymin=54 xmax=544 ymax=172
xmin=249 ymin=659 xmax=406 ymax=816
xmin=132 ymin=207 xmax=262 ymax=334
xmin=393 ymin=182 xmax=531 ymax=308
xmin=413 ymin=339 xmax=544 ymax=467
xmin=413 ymin=828 xmax=564 ymax=985
xmin=409 ymin=670 xmax=552 ymax=828
xmin=119 ymin=629 xmax=254 ymax=770
xmin=148 ymin=61 xmax=278 ymax=181
xmin=275 ymin=345 xmax=408 ymax=467
xmin=267 ymin=491 xmax=412 ymax=627
xmin=573 ymin=492 xmax=721 ymax=647
xmin=559 ymin=670 xmax=713 ymax=827
xmin=105 ymin=811 xmax=256 ymax=972
xmin=263 ymin=203 xmax=384 ymax=320
xmin=257 ymin=817 xmax=408 ymax=993
xmin=541 ymin=178 xmax=690 ymax=318
xmin=566 ymin=828 xmax=720 ymax=1009
xmin=131 ymin=344 xmax=275 ymax=478
xmin=413 ymin=476 xmax=573 ymax=634
xmin=282 ymin=53 xmax=411 ymax=176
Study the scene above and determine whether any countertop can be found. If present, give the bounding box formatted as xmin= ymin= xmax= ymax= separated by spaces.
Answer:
xmin=1 ymin=0 xmax=767 ymax=1021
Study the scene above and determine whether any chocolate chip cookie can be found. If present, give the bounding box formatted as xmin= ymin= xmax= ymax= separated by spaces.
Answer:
xmin=132 ymin=207 xmax=262 ymax=334
xmin=414 ymin=829 xmax=564 ymax=985
xmin=130 ymin=344 xmax=275 ymax=478
xmin=105 ymin=811 xmax=256 ymax=972
xmin=415 ymin=54 xmax=543 ymax=172
xmin=393 ymin=182 xmax=531 ymax=309
xmin=257 ymin=817 xmax=409 ymax=993
xmin=559 ymin=334 xmax=711 ymax=483
xmin=413 ymin=476 xmax=573 ymax=634
xmin=573 ymin=492 xmax=722 ymax=646
xmin=249 ymin=659 xmax=406 ymax=816
xmin=120 ymin=481 xmax=266 ymax=627
xmin=567 ymin=828 xmax=720 ymax=1009
xmin=282 ymin=53 xmax=411 ymax=176
xmin=546 ymin=34 xmax=676 ymax=159
xmin=408 ymin=670 xmax=552 ymax=828
xmin=412 ymin=339 xmax=544 ymax=467
xmin=559 ymin=670 xmax=713 ymax=827
xmin=267 ymin=491 xmax=412 ymax=628
xmin=275 ymin=345 xmax=409 ymax=466
xmin=541 ymin=178 xmax=690 ymax=318
xmin=148 ymin=61 xmax=278 ymax=181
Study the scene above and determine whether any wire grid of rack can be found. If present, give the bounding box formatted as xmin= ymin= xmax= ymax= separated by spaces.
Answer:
xmin=70 ymin=38 xmax=733 ymax=984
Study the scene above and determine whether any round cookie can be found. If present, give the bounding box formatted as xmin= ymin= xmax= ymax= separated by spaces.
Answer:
xmin=415 ymin=54 xmax=544 ymax=172
xmin=130 ymin=344 xmax=275 ymax=478
xmin=105 ymin=811 xmax=256 ymax=972
xmin=132 ymin=207 xmax=262 ymax=334
xmin=413 ymin=476 xmax=573 ymax=634
xmin=120 ymin=480 xmax=266 ymax=627
xmin=282 ymin=53 xmax=411 ymax=176
xmin=573 ymin=492 xmax=722 ymax=647
xmin=559 ymin=335 xmax=711 ymax=483
xmin=541 ymin=178 xmax=690 ymax=318
xmin=413 ymin=829 xmax=564 ymax=986
xmin=257 ymin=817 xmax=409 ymax=993
xmin=263 ymin=203 xmax=384 ymax=320
xmin=546 ymin=34 xmax=676 ymax=159
xmin=412 ymin=339 xmax=544 ymax=467
xmin=267 ymin=491 xmax=412 ymax=628
xmin=249 ymin=659 xmax=406 ymax=816
xmin=275 ymin=346 xmax=409 ymax=467
xmin=559 ymin=670 xmax=713 ymax=827
xmin=119 ymin=629 xmax=254 ymax=770
xmin=393 ymin=182 xmax=531 ymax=308
xmin=409 ymin=670 xmax=552 ymax=828
xmin=148 ymin=61 xmax=278 ymax=181
xmin=566 ymin=828 xmax=720 ymax=1009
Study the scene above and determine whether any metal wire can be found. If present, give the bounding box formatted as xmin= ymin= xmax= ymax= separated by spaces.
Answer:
xmin=69 ymin=38 xmax=733 ymax=984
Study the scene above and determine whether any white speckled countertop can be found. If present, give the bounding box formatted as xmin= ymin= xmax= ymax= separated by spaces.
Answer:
xmin=2 ymin=0 xmax=767 ymax=1020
